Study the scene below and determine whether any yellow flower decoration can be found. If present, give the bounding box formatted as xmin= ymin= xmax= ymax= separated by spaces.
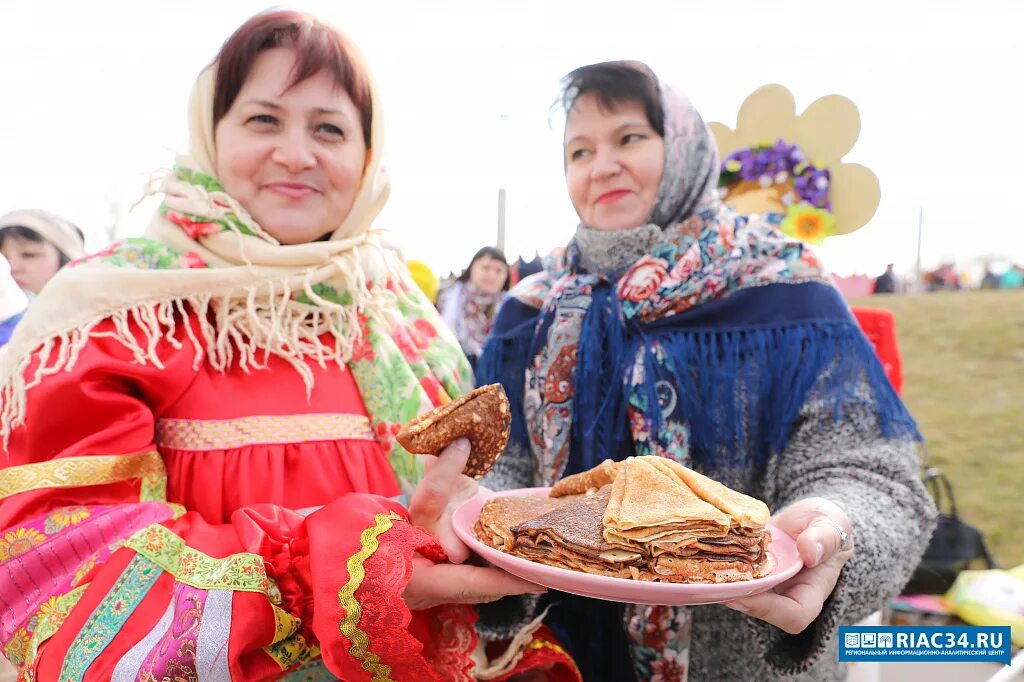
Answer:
xmin=44 ymin=506 xmax=91 ymax=533
xmin=4 ymin=628 xmax=31 ymax=666
xmin=781 ymin=204 xmax=836 ymax=246
xmin=37 ymin=596 xmax=60 ymax=619
xmin=0 ymin=527 xmax=47 ymax=562
xmin=27 ymin=595 xmax=61 ymax=632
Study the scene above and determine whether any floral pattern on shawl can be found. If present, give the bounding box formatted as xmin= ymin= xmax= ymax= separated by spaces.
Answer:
xmin=627 ymin=605 xmax=691 ymax=682
xmin=350 ymin=278 xmax=473 ymax=496
xmin=65 ymin=170 xmax=474 ymax=497
xmin=457 ymin=283 xmax=501 ymax=359
xmin=521 ymin=206 xmax=828 ymax=487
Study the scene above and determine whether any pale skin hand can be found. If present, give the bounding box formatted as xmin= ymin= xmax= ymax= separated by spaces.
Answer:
xmin=725 ymin=497 xmax=854 ymax=634
xmin=403 ymin=438 xmax=546 ymax=611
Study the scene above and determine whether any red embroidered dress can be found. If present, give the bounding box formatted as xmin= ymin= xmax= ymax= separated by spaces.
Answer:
xmin=0 ymin=308 xmax=577 ymax=681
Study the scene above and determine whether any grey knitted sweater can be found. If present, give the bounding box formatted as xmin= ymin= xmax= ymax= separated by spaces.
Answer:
xmin=478 ymin=388 xmax=937 ymax=681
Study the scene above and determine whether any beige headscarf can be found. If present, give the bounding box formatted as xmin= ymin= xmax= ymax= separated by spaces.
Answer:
xmin=0 ymin=34 xmax=411 ymax=437
xmin=0 ymin=209 xmax=86 ymax=260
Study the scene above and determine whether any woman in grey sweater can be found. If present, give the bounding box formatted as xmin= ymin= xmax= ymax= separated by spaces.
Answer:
xmin=475 ymin=61 xmax=936 ymax=681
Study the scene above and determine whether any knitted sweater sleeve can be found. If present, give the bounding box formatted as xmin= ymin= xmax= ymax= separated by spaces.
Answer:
xmin=745 ymin=388 xmax=938 ymax=676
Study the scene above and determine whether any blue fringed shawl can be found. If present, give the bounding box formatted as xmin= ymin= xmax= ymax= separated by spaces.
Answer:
xmin=478 ymin=280 xmax=918 ymax=482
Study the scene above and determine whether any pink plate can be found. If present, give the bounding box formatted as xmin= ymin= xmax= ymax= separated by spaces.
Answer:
xmin=452 ymin=487 xmax=803 ymax=606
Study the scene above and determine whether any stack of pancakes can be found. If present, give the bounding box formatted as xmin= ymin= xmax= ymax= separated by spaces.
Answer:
xmin=474 ymin=456 xmax=774 ymax=583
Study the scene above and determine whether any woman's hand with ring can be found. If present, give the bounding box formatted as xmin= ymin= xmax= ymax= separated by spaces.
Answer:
xmin=725 ymin=497 xmax=854 ymax=634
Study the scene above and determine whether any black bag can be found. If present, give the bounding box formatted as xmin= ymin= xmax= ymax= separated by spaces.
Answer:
xmin=903 ymin=467 xmax=997 ymax=595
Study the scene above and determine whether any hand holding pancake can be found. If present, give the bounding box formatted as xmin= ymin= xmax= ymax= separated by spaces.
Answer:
xmin=408 ymin=438 xmax=480 ymax=564
xmin=403 ymin=385 xmax=512 ymax=562
xmin=724 ymin=497 xmax=854 ymax=634
xmin=404 ymin=437 xmax=546 ymax=610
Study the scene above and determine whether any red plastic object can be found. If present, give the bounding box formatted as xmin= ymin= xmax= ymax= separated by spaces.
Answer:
xmin=851 ymin=306 xmax=903 ymax=395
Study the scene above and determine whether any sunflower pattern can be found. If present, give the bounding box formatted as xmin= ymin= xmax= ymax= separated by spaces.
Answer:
xmin=3 ymin=585 xmax=88 ymax=669
xmin=43 ymin=506 xmax=92 ymax=534
xmin=27 ymin=596 xmax=61 ymax=633
xmin=0 ymin=527 xmax=46 ymax=562
xmin=709 ymin=84 xmax=881 ymax=241
xmin=3 ymin=628 xmax=30 ymax=666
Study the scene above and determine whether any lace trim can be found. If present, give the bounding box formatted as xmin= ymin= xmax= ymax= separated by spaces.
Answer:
xmin=0 ymin=451 xmax=166 ymax=502
xmin=338 ymin=512 xmax=401 ymax=682
xmin=155 ymin=413 xmax=375 ymax=451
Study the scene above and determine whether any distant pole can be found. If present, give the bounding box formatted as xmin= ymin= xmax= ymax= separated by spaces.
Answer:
xmin=914 ymin=206 xmax=923 ymax=292
xmin=497 ymin=187 xmax=507 ymax=252
xmin=497 ymin=112 xmax=510 ymax=253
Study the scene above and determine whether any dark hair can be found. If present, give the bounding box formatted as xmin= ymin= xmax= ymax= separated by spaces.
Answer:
xmin=0 ymin=224 xmax=85 ymax=267
xmin=458 ymin=246 xmax=511 ymax=291
xmin=559 ymin=61 xmax=664 ymax=136
xmin=212 ymin=10 xmax=372 ymax=148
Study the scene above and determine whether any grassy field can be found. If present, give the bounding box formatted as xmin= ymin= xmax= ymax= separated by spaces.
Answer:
xmin=850 ymin=289 xmax=1024 ymax=568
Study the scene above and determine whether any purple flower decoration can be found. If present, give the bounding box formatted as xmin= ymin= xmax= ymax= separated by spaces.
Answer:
xmin=719 ymin=138 xmax=831 ymax=211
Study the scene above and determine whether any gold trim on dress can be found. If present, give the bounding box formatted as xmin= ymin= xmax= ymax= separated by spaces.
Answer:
xmin=155 ymin=413 xmax=376 ymax=451
xmin=0 ymin=451 xmax=166 ymax=502
xmin=338 ymin=512 xmax=401 ymax=682
xmin=263 ymin=602 xmax=321 ymax=672
xmin=527 ymin=637 xmax=580 ymax=674
xmin=125 ymin=524 xmax=271 ymax=594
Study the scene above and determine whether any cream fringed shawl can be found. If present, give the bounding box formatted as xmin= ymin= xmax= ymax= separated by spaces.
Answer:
xmin=0 ymin=62 xmax=472 ymax=494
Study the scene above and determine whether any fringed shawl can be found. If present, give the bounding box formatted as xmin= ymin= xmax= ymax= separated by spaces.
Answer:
xmin=477 ymin=65 xmax=918 ymax=487
xmin=0 ymin=43 xmax=473 ymax=496
xmin=479 ymin=261 xmax=918 ymax=483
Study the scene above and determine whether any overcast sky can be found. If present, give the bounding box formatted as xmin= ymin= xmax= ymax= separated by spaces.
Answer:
xmin=2 ymin=0 xmax=1021 ymax=278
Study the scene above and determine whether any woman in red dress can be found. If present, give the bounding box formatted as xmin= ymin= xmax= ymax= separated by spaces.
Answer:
xmin=0 ymin=11 xmax=577 ymax=681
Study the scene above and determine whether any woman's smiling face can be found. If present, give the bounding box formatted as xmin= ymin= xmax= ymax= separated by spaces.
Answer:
xmin=564 ymin=92 xmax=664 ymax=232
xmin=214 ymin=47 xmax=368 ymax=244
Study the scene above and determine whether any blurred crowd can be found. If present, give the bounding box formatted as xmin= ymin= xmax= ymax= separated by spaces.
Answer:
xmin=407 ymin=246 xmax=564 ymax=368
xmin=864 ymin=261 xmax=1024 ymax=296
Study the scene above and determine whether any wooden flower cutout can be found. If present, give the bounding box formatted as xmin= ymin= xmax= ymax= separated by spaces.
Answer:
xmin=709 ymin=84 xmax=880 ymax=237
